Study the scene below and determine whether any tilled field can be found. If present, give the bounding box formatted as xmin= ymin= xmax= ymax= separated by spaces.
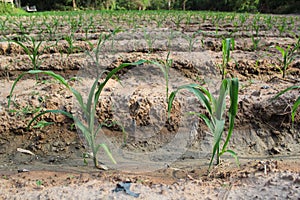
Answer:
xmin=0 ymin=11 xmax=300 ymax=199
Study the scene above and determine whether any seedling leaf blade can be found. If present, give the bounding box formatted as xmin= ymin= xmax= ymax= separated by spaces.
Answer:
xmin=220 ymin=149 xmax=239 ymax=167
xmin=96 ymin=143 xmax=117 ymax=164
xmin=95 ymin=60 xmax=147 ymax=107
xmin=27 ymin=109 xmax=74 ymax=129
xmin=209 ymin=118 xmax=225 ymax=169
xmin=292 ymin=96 xmax=300 ymax=123
xmin=222 ymin=78 xmax=239 ymax=152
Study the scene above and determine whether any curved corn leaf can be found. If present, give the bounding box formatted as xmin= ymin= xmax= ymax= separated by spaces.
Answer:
xmin=273 ymin=85 xmax=300 ymax=126
xmin=167 ymin=84 xmax=213 ymax=117
xmin=28 ymin=70 xmax=70 ymax=88
xmin=273 ymin=85 xmax=300 ymax=99
xmin=96 ymin=143 xmax=117 ymax=164
xmin=167 ymin=91 xmax=176 ymax=117
xmin=220 ymin=149 xmax=239 ymax=167
xmin=292 ymin=96 xmax=300 ymax=123
xmin=8 ymin=71 xmax=27 ymax=108
xmin=94 ymin=60 xmax=147 ymax=110
xmin=27 ymin=109 xmax=74 ymax=129
xmin=189 ymin=112 xmax=214 ymax=133
xmin=74 ymin=117 xmax=92 ymax=148
xmin=7 ymin=69 xmax=88 ymax=116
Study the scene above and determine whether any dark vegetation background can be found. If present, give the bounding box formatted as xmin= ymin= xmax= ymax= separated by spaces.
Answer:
xmin=17 ymin=0 xmax=300 ymax=14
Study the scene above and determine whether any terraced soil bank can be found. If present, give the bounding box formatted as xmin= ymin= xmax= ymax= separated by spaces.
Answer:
xmin=0 ymin=11 xmax=299 ymax=199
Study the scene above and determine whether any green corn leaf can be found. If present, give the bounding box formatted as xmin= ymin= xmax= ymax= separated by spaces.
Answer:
xmin=29 ymin=70 xmax=70 ymax=88
xmin=96 ymin=143 xmax=117 ymax=164
xmin=8 ymin=72 xmax=27 ymax=108
xmin=73 ymin=117 xmax=92 ymax=147
xmin=224 ymin=38 xmax=232 ymax=62
xmin=215 ymin=79 xmax=229 ymax=120
xmin=87 ymin=70 xmax=108 ymax=117
xmin=95 ymin=60 xmax=147 ymax=109
xmin=167 ymin=83 xmax=213 ymax=119
xmin=190 ymin=112 xmax=214 ymax=133
xmin=86 ymin=73 xmax=103 ymax=128
xmin=12 ymin=40 xmax=31 ymax=56
xmin=8 ymin=70 xmax=89 ymax=123
xmin=27 ymin=109 xmax=74 ymax=130
xmin=89 ymin=105 xmax=96 ymax=136
xmin=276 ymin=46 xmax=284 ymax=54
xmin=273 ymin=85 xmax=300 ymax=99
xmin=273 ymin=85 xmax=299 ymax=128
xmin=167 ymin=91 xmax=177 ymax=116
xmin=209 ymin=118 xmax=225 ymax=169
xmin=222 ymin=78 xmax=239 ymax=152
xmin=292 ymin=96 xmax=300 ymax=123
xmin=182 ymin=84 xmax=213 ymax=116
xmin=30 ymin=70 xmax=87 ymax=115
xmin=220 ymin=149 xmax=239 ymax=167
xmin=70 ymin=87 xmax=87 ymax=116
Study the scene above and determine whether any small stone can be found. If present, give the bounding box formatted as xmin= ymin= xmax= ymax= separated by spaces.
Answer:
xmin=261 ymin=85 xmax=270 ymax=89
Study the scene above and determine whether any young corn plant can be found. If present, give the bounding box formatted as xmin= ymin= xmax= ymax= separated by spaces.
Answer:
xmin=183 ymin=30 xmax=201 ymax=52
xmin=144 ymin=30 xmax=157 ymax=53
xmin=219 ymin=38 xmax=235 ymax=80
xmin=274 ymin=85 xmax=300 ymax=128
xmin=149 ymin=52 xmax=173 ymax=103
xmin=86 ymin=29 xmax=121 ymax=65
xmin=251 ymin=35 xmax=260 ymax=51
xmin=10 ymin=35 xmax=48 ymax=80
xmin=8 ymin=60 xmax=146 ymax=169
xmin=276 ymin=39 xmax=299 ymax=78
xmin=64 ymin=34 xmax=80 ymax=58
xmin=167 ymin=78 xmax=239 ymax=170
xmin=278 ymin=18 xmax=287 ymax=36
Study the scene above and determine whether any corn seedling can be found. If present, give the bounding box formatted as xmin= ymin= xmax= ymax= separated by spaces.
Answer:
xmin=8 ymin=60 xmax=146 ymax=169
xmin=144 ymin=30 xmax=157 ymax=53
xmin=278 ymin=18 xmax=287 ymax=36
xmin=86 ymin=29 xmax=121 ymax=66
xmin=148 ymin=52 xmax=172 ymax=103
xmin=10 ymin=36 xmax=47 ymax=80
xmin=36 ymin=180 xmax=42 ymax=187
xmin=64 ymin=34 xmax=80 ymax=57
xmin=276 ymin=39 xmax=299 ymax=78
xmin=183 ymin=30 xmax=201 ymax=52
xmin=219 ymin=38 xmax=235 ymax=80
xmin=251 ymin=35 xmax=260 ymax=51
xmin=173 ymin=15 xmax=184 ymax=29
xmin=167 ymin=30 xmax=177 ymax=50
xmin=168 ymin=78 xmax=239 ymax=170
xmin=274 ymin=85 xmax=300 ymax=128
xmin=13 ymin=21 xmax=27 ymax=35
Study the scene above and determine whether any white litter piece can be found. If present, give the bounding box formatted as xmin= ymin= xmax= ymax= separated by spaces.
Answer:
xmin=17 ymin=148 xmax=35 ymax=156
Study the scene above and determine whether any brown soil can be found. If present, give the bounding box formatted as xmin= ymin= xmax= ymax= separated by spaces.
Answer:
xmin=0 ymin=12 xmax=300 ymax=199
